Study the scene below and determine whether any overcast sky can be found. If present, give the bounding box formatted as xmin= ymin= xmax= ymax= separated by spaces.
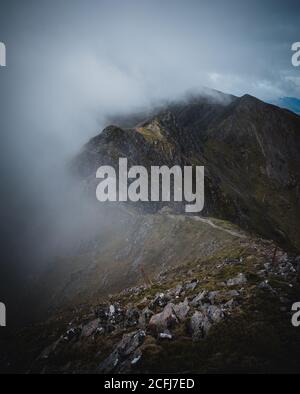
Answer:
xmin=0 ymin=0 xmax=299 ymax=298
xmin=1 ymin=0 xmax=299 ymax=152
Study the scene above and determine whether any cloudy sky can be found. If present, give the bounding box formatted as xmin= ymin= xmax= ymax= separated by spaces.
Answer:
xmin=0 ymin=0 xmax=299 ymax=303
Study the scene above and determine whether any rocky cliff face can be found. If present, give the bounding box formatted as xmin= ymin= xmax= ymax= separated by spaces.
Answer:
xmin=75 ymin=93 xmax=300 ymax=251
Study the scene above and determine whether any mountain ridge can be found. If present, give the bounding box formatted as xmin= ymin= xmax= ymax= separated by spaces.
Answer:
xmin=75 ymin=91 xmax=300 ymax=252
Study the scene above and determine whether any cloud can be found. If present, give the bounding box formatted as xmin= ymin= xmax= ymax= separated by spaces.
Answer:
xmin=0 ymin=0 xmax=300 ymax=288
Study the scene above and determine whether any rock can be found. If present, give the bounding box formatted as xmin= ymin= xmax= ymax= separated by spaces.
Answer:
xmin=95 ymin=305 xmax=110 ymax=321
xmin=207 ymin=291 xmax=220 ymax=303
xmin=125 ymin=308 xmax=140 ymax=327
xmin=224 ymin=299 xmax=236 ymax=309
xmin=98 ymin=330 xmax=146 ymax=373
xmin=207 ymin=305 xmax=224 ymax=323
xmin=97 ymin=349 xmax=119 ymax=373
xmin=139 ymin=307 xmax=154 ymax=329
xmin=131 ymin=349 xmax=142 ymax=365
xmin=81 ymin=318 xmax=100 ymax=337
xmin=159 ymin=330 xmax=173 ymax=340
xmin=148 ymin=303 xmax=179 ymax=333
xmin=226 ymin=273 xmax=247 ymax=286
xmin=173 ymin=298 xmax=190 ymax=321
xmin=185 ymin=279 xmax=198 ymax=291
xmin=62 ymin=327 xmax=81 ymax=342
xmin=149 ymin=293 xmax=170 ymax=310
xmin=190 ymin=291 xmax=207 ymax=307
xmin=190 ymin=311 xmax=211 ymax=341
xmin=118 ymin=330 xmax=146 ymax=357
xmin=109 ymin=305 xmax=116 ymax=315
xmin=175 ymin=284 xmax=184 ymax=296
xmin=108 ymin=304 xmax=125 ymax=325
xmin=226 ymin=290 xmax=240 ymax=298
xmin=168 ymin=284 xmax=184 ymax=297
xmin=95 ymin=327 xmax=105 ymax=335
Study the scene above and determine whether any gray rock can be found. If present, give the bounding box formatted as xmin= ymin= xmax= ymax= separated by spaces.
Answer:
xmin=81 ymin=318 xmax=100 ymax=337
xmin=190 ymin=311 xmax=211 ymax=341
xmin=190 ymin=291 xmax=207 ymax=307
xmin=207 ymin=305 xmax=224 ymax=323
xmin=149 ymin=293 xmax=170 ymax=309
xmin=224 ymin=299 xmax=237 ymax=309
xmin=173 ymin=298 xmax=190 ymax=321
xmin=226 ymin=290 xmax=240 ymax=298
xmin=226 ymin=273 xmax=247 ymax=286
xmin=159 ymin=330 xmax=173 ymax=340
xmin=149 ymin=303 xmax=179 ymax=333
xmin=185 ymin=280 xmax=198 ymax=291
xmin=118 ymin=330 xmax=146 ymax=357
xmin=131 ymin=349 xmax=142 ymax=365
xmin=207 ymin=291 xmax=220 ymax=303
xmin=98 ymin=330 xmax=146 ymax=373
xmin=139 ymin=307 xmax=154 ymax=329
xmin=125 ymin=308 xmax=140 ymax=327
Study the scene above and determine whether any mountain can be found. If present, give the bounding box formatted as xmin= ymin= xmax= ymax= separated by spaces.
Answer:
xmin=2 ymin=210 xmax=300 ymax=373
xmin=2 ymin=90 xmax=300 ymax=374
xmin=75 ymin=92 xmax=300 ymax=252
xmin=270 ymin=97 xmax=300 ymax=115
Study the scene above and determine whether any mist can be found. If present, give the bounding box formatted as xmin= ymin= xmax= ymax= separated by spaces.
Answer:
xmin=0 ymin=0 xmax=300 ymax=309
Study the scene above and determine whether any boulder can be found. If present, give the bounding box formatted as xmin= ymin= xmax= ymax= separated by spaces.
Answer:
xmin=173 ymin=298 xmax=190 ymax=321
xmin=207 ymin=291 xmax=220 ymax=304
xmin=207 ymin=305 xmax=224 ymax=323
xmin=185 ymin=280 xmax=198 ymax=291
xmin=125 ymin=308 xmax=140 ymax=327
xmin=149 ymin=293 xmax=170 ymax=310
xmin=148 ymin=303 xmax=179 ymax=333
xmin=98 ymin=330 xmax=146 ymax=373
xmin=139 ymin=307 xmax=154 ymax=329
xmin=190 ymin=291 xmax=207 ymax=307
xmin=190 ymin=311 xmax=211 ymax=341
xmin=81 ymin=318 xmax=100 ymax=337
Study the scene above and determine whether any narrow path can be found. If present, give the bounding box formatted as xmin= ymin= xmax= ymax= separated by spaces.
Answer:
xmin=191 ymin=216 xmax=246 ymax=238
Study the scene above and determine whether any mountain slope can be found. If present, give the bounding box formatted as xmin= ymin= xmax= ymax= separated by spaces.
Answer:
xmin=2 ymin=219 xmax=300 ymax=373
xmin=270 ymin=97 xmax=300 ymax=115
xmin=75 ymin=93 xmax=300 ymax=251
xmin=2 ymin=91 xmax=300 ymax=374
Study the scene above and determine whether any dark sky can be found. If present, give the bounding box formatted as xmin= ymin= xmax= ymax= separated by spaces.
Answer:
xmin=0 ymin=0 xmax=299 ymax=308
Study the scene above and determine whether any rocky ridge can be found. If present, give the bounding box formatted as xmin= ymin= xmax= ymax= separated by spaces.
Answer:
xmin=3 ymin=230 xmax=300 ymax=374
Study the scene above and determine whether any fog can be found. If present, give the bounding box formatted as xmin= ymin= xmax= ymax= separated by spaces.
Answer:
xmin=0 ymin=0 xmax=299 ymax=308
